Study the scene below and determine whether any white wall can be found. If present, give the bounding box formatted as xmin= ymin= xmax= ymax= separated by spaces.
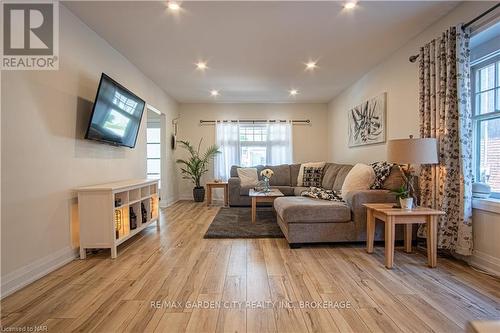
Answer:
xmin=1 ymin=5 xmax=179 ymax=297
xmin=327 ymin=1 xmax=496 ymax=164
xmin=176 ymin=103 xmax=328 ymax=199
xmin=471 ymin=202 xmax=500 ymax=276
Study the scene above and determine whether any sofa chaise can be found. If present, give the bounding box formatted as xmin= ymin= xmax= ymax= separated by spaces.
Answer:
xmin=228 ymin=163 xmax=404 ymax=247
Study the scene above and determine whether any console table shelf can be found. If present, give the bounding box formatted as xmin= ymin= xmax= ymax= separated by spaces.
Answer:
xmin=76 ymin=179 xmax=159 ymax=259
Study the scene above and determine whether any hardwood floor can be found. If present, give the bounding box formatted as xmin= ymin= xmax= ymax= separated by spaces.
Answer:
xmin=1 ymin=201 xmax=499 ymax=332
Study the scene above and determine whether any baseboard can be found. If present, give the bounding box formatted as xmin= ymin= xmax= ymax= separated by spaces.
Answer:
xmin=1 ymin=246 xmax=78 ymax=299
xmin=160 ymin=197 xmax=179 ymax=208
xmin=471 ymin=249 xmax=500 ymax=276
xmin=176 ymin=195 xmax=224 ymax=204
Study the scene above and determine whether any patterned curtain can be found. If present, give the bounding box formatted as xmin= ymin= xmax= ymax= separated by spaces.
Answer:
xmin=418 ymin=25 xmax=473 ymax=256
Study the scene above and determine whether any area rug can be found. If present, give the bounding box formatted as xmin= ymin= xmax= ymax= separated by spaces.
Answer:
xmin=204 ymin=207 xmax=284 ymax=239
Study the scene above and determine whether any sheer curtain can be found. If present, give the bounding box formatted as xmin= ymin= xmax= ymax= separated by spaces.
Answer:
xmin=215 ymin=120 xmax=293 ymax=180
xmin=266 ymin=121 xmax=293 ymax=165
xmin=215 ymin=121 xmax=240 ymax=181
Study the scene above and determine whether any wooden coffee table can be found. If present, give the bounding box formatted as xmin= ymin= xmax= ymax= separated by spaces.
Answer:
xmin=363 ymin=203 xmax=445 ymax=269
xmin=249 ymin=189 xmax=284 ymax=223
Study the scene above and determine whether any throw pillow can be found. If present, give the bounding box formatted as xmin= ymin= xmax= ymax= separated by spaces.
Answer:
xmin=297 ymin=162 xmax=326 ymax=186
xmin=237 ymin=167 xmax=258 ymax=187
xmin=302 ymin=167 xmax=323 ymax=187
xmin=381 ymin=166 xmax=405 ymax=191
xmin=370 ymin=161 xmax=395 ymax=189
xmin=301 ymin=187 xmax=344 ymax=202
xmin=341 ymin=163 xmax=376 ymax=202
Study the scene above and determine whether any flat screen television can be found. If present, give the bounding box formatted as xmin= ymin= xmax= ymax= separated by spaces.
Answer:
xmin=85 ymin=73 xmax=145 ymax=148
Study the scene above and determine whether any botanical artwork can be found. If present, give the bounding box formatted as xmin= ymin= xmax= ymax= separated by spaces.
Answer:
xmin=348 ymin=93 xmax=386 ymax=147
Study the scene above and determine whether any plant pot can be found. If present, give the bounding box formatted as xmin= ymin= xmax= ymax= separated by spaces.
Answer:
xmin=399 ymin=197 xmax=414 ymax=210
xmin=193 ymin=187 xmax=205 ymax=202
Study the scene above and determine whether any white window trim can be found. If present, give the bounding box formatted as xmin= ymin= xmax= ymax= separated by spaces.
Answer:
xmin=471 ymin=53 xmax=500 ymax=199
xmin=473 ymin=198 xmax=500 ymax=214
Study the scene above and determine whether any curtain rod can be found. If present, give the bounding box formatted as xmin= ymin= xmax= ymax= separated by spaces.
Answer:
xmin=409 ymin=3 xmax=500 ymax=63
xmin=463 ymin=3 xmax=499 ymax=30
xmin=199 ymin=119 xmax=310 ymax=124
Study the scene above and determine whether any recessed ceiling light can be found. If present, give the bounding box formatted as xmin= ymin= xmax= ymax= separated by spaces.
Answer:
xmin=196 ymin=61 xmax=208 ymax=70
xmin=167 ymin=1 xmax=181 ymax=11
xmin=305 ymin=61 xmax=317 ymax=70
xmin=210 ymin=90 xmax=219 ymax=97
xmin=289 ymin=89 xmax=298 ymax=96
xmin=344 ymin=2 xmax=356 ymax=9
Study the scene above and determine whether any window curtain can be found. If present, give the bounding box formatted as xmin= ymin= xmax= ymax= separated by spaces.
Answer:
xmin=214 ymin=120 xmax=293 ymax=180
xmin=215 ymin=121 xmax=240 ymax=181
xmin=418 ymin=25 xmax=473 ymax=256
xmin=266 ymin=121 xmax=293 ymax=165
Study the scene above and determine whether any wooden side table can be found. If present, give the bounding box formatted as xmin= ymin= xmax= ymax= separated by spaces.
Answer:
xmin=363 ymin=203 xmax=445 ymax=269
xmin=206 ymin=182 xmax=229 ymax=206
xmin=249 ymin=189 xmax=284 ymax=223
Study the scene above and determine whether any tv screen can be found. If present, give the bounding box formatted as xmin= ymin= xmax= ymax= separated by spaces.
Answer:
xmin=85 ymin=73 xmax=145 ymax=148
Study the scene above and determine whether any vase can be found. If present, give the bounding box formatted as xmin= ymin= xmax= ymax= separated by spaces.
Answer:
xmin=193 ymin=186 xmax=205 ymax=202
xmin=399 ymin=197 xmax=413 ymax=210
xmin=129 ymin=207 xmax=137 ymax=230
xmin=141 ymin=202 xmax=147 ymax=223
xmin=263 ymin=178 xmax=270 ymax=192
xmin=114 ymin=209 xmax=122 ymax=239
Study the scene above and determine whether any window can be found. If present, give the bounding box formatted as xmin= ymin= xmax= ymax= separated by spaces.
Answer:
xmin=472 ymin=53 xmax=500 ymax=198
xmin=239 ymin=125 xmax=268 ymax=167
xmin=147 ymin=127 xmax=161 ymax=181
xmin=215 ymin=121 xmax=293 ymax=180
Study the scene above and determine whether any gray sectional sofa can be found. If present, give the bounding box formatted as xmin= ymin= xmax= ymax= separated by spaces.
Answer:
xmin=228 ymin=163 xmax=404 ymax=247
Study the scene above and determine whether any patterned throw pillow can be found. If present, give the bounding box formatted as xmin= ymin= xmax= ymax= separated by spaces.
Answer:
xmin=301 ymin=187 xmax=344 ymax=202
xmin=370 ymin=162 xmax=395 ymax=189
xmin=302 ymin=166 xmax=323 ymax=187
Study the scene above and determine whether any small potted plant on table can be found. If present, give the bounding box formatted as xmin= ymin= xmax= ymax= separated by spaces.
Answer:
xmin=176 ymin=139 xmax=220 ymax=202
xmin=392 ymin=185 xmax=413 ymax=210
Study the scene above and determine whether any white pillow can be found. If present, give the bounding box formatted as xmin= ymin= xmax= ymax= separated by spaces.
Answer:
xmin=237 ymin=167 xmax=259 ymax=187
xmin=341 ymin=163 xmax=376 ymax=202
xmin=297 ymin=162 xmax=326 ymax=186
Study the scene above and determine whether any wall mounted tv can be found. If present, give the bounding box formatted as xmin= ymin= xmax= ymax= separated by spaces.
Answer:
xmin=85 ymin=73 xmax=145 ymax=148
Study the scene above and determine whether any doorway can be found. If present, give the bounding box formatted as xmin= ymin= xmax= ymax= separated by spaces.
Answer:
xmin=146 ymin=109 xmax=162 ymax=188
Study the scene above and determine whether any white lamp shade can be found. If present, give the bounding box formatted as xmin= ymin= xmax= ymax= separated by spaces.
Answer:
xmin=387 ymin=138 xmax=438 ymax=165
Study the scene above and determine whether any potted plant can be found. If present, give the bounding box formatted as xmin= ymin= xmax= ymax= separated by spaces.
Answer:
xmin=176 ymin=139 xmax=221 ymax=202
xmin=392 ymin=185 xmax=413 ymax=210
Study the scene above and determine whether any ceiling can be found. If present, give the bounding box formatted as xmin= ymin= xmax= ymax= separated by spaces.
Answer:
xmin=64 ymin=1 xmax=459 ymax=103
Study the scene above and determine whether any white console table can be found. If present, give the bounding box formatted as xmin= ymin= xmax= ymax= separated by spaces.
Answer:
xmin=76 ymin=179 xmax=160 ymax=259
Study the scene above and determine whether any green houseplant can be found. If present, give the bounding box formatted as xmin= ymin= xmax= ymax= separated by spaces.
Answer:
xmin=391 ymin=176 xmax=413 ymax=210
xmin=176 ymin=139 xmax=221 ymax=202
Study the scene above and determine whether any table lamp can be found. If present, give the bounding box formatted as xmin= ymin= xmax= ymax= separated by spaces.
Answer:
xmin=387 ymin=135 xmax=438 ymax=209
